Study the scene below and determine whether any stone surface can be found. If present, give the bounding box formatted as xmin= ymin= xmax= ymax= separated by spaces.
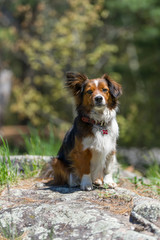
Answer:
xmin=119 ymin=148 xmax=160 ymax=171
xmin=132 ymin=196 xmax=160 ymax=223
xmin=0 ymin=179 xmax=160 ymax=240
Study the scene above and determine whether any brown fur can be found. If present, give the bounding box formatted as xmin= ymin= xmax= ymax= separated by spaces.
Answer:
xmin=51 ymin=158 xmax=70 ymax=185
xmin=66 ymin=72 xmax=88 ymax=105
xmin=83 ymin=79 xmax=111 ymax=111
xmin=69 ymin=137 xmax=92 ymax=178
xmin=102 ymin=74 xmax=122 ymax=98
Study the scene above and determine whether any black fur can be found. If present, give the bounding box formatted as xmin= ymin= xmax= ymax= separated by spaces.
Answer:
xmin=57 ymin=121 xmax=77 ymax=166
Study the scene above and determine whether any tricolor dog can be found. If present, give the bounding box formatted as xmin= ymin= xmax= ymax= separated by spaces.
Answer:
xmin=51 ymin=72 xmax=122 ymax=190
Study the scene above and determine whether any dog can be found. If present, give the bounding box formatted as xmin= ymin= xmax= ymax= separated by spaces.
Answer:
xmin=50 ymin=72 xmax=122 ymax=190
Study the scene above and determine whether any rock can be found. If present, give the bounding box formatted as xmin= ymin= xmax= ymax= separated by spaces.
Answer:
xmin=0 ymin=179 xmax=160 ymax=240
xmin=132 ymin=197 xmax=160 ymax=223
xmin=130 ymin=196 xmax=160 ymax=235
xmin=118 ymin=147 xmax=160 ymax=171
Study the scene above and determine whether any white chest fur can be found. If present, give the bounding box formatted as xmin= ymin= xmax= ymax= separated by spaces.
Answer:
xmin=82 ymin=118 xmax=119 ymax=153
xmin=82 ymin=117 xmax=119 ymax=181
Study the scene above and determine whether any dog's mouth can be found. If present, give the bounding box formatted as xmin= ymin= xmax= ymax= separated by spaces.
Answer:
xmin=94 ymin=102 xmax=105 ymax=107
xmin=93 ymin=104 xmax=106 ymax=111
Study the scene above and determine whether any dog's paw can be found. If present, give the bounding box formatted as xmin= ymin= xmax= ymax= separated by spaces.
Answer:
xmin=80 ymin=184 xmax=93 ymax=191
xmin=80 ymin=174 xmax=93 ymax=191
xmin=106 ymin=182 xmax=117 ymax=188
xmin=94 ymin=178 xmax=103 ymax=186
xmin=103 ymin=174 xmax=117 ymax=189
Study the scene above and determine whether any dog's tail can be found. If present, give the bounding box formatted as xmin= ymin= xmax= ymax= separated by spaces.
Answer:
xmin=40 ymin=158 xmax=55 ymax=179
xmin=40 ymin=157 xmax=69 ymax=185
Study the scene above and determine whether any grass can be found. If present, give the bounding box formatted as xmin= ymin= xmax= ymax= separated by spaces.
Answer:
xmin=128 ymin=176 xmax=144 ymax=186
xmin=146 ymin=163 xmax=160 ymax=195
xmin=146 ymin=163 xmax=160 ymax=185
xmin=143 ymin=152 xmax=160 ymax=194
xmin=0 ymin=137 xmax=42 ymax=188
xmin=0 ymin=129 xmax=61 ymax=188
xmin=0 ymin=221 xmax=26 ymax=240
xmin=126 ymin=173 xmax=160 ymax=196
xmin=118 ymin=150 xmax=160 ymax=195
xmin=22 ymin=159 xmax=44 ymax=179
xmin=22 ymin=128 xmax=61 ymax=156
xmin=0 ymin=138 xmax=18 ymax=186
xmin=126 ymin=170 xmax=160 ymax=195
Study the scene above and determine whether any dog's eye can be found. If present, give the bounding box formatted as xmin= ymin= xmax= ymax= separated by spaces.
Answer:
xmin=86 ymin=90 xmax=93 ymax=94
xmin=102 ymin=88 xmax=108 ymax=93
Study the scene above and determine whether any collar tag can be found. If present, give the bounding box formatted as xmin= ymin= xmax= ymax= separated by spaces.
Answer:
xmin=102 ymin=129 xmax=108 ymax=135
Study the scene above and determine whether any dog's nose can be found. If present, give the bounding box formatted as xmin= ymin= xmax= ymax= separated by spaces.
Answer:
xmin=94 ymin=95 xmax=103 ymax=103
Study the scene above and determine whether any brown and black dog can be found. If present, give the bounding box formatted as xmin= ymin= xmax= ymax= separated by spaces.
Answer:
xmin=48 ymin=72 xmax=122 ymax=190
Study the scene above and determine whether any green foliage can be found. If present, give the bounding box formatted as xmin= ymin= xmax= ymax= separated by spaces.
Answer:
xmin=0 ymin=134 xmax=57 ymax=187
xmin=146 ymin=163 xmax=160 ymax=186
xmin=23 ymin=128 xmax=61 ymax=156
xmin=1 ymin=0 xmax=119 ymax=125
xmin=129 ymin=175 xmax=160 ymax=195
xmin=0 ymin=138 xmax=18 ymax=186
xmin=0 ymin=129 xmax=61 ymax=187
xmin=0 ymin=0 xmax=160 ymax=147
xmin=0 ymin=221 xmax=25 ymax=240
xmin=105 ymin=0 xmax=160 ymax=147
xmin=22 ymin=159 xmax=43 ymax=178
xmin=143 ymin=152 xmax=160 ymax=186
xmin=4 ymin=0 xmax=117 ymax=126
xmin=129 ymin=176 xmax=144 ymax=187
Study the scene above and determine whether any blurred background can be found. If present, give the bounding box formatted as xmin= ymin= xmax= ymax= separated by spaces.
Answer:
xmin=0 ymin=0 xmax=160 ymax=152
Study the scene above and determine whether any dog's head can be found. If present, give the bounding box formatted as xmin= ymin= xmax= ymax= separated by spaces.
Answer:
xmin=66 ymin=72 xmax=122 ymax=113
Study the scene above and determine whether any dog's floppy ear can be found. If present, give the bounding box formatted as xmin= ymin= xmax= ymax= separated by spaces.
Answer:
xmin=102 ymin=74 xmax=122 ymax=98
xmin=66 ymin=72 xmax=88 ymax=97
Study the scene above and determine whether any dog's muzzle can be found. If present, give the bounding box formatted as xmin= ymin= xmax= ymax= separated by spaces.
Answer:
xmin=94 ymin=94 xmax=105 ymax=107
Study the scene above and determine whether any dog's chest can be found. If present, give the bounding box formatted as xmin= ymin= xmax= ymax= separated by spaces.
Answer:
xmin=83 ymin=130 xmax=112 ymax=157
xmin=82 ymin=119 xmax=118 ymax=156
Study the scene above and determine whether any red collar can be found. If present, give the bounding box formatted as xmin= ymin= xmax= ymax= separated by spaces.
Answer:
xmin=81 ymin=116 xmax=106 ymax=126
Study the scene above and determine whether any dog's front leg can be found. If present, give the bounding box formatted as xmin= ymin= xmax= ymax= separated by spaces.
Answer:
xmin=80 ymin=173 xmax=93 ymax=191
xmin=79 ymin=151 xmax=93 ymax=191
xmin=103 ymin=151 xmax=117 ymax=188
xmin=79 ymin=156 xmax=93 ymax=191
xmin=70 ymin=145 xmax=93 ymax=190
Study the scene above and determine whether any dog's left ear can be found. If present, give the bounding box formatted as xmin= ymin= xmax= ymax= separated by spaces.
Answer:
xmin=66 ymin=72 xmax=88 ymax=96
xmin=102 ymin=74 xmax=122 ymax=98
